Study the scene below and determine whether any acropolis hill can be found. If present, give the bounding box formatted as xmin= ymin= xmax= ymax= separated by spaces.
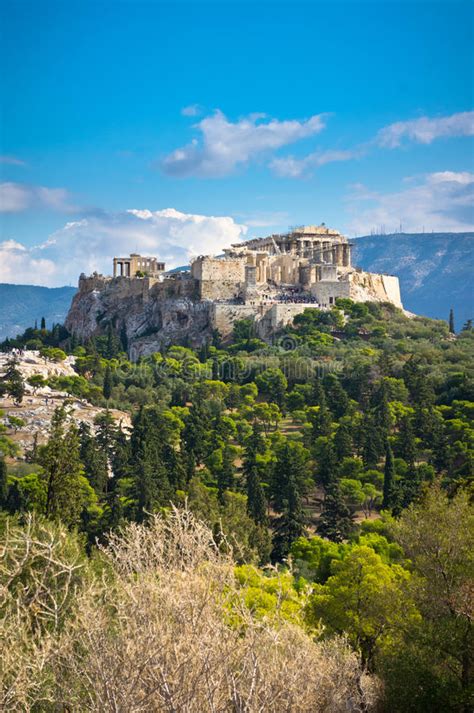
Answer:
xmin=65 ymin=225 xmax=403 ymax=359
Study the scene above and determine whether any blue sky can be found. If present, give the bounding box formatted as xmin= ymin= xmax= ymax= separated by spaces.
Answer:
xmin=1 ymin=0 xmax=473 ymax=285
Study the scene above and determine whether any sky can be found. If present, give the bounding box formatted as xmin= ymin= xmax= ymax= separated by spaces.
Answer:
xmin=0 ymin=0 xmax=473 ymax=286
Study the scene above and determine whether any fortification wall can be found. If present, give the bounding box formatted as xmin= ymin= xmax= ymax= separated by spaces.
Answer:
xmin=192 ymin=256 xmax=246 ymax=283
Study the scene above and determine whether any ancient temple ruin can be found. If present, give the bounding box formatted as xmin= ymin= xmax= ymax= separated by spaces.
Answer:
xmin=113 ymin=253 xmax=165 ymax=278
xmin=69 ymin=225 xmax=403 ymax=358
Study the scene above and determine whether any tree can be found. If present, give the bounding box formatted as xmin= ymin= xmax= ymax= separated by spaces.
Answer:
xmin=0 ymin=356 xmax=25 ymax=404
xmin=394 ymin=485 xmax=474 ymax=710
xmin=323 ymin=374 xmax=349 ymax=418
xmin=382 ymin=442 xmax=396 ymax=510
xmin=246 ymin=466 xmax=267 ymax=525
xmin=396 ymin=414 xmax=417 ymax=467
xmin=27 ymin=374 xmax=46 ymax=394
xmin=271 ymin=469 xmax=306 ymax=562
xmin=334 ymin=421 xmax=353 ymax=460
xmin=79 ymin=422 xmax=109 ymax=495
xmin=216 ymin=445 xmax=235 ymax=502
xmin=255 ymin=368 xmax=288 ymax=409
xmin=270 ymin=441 xmax=308 ymax=513
xmin=0 ymin=457 xmax=8 ymax=507
xmin=316 ymin=438 xmax=338 ymax=488
xmin=308 ymin=545 xmax=415 ymax=670
xmin=103 ymin=364 xmax=113 ymax=400
xmin=39 ymin=406 xmax=90 ymax=526
xmin=40 ymin=316 xmax=46 ymax=330
xmin=317 ymin=485 xmax=354 ymax=542
xmin=449 ymin=307 xmax=455 ymax=334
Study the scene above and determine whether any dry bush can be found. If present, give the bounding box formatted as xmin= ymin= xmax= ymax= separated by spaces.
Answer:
xmin=1 ymin=509 xmax=380 ymax=712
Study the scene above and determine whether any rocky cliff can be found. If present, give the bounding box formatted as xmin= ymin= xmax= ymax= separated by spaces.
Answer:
xmin=65 ymin=273 xmax=213 ymax=358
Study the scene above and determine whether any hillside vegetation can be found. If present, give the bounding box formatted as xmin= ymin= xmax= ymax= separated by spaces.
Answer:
xmin=0 ymin=300 xmax=473 ymax=711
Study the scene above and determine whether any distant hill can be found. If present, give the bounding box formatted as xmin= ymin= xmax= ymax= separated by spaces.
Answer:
xmin=0 ymin=284 xmax=77 ymax=340
xmin=353 ymin=232 xmax=474 ymax=328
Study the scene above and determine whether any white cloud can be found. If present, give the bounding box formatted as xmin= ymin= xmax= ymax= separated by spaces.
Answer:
xmin=346 ymin=171 xmax=474 ymax=235
xmin=0 ymin=182 xmax=75 ymax=213
xmin=181 ymin=104 xmax=202 ymax=117
xmin=270 ymin=149 xmax=358 ymax=178
xmin=0 ymin=155 xmax=26 ymax=166
xmin=161 ymin=110 xmax=328 ymax=177
xmin=376 ymin=110 xmax=474 ymax=148
xmin=0 ymin=240 xmax=57 ymax=285
xmin=0 ymin=208 xmax=247 ymax=286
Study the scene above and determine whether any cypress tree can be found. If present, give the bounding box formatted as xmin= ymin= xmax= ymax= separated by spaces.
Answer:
xmin=449 ymin=307 xmax=455 ymax=334
xmin=79 ymin=422 xmax=108 ymax=495
xmin=361 ymin=413 xmax=383 ymax=468
xmin=271 ymin=470 xmax=306 ymax=561
xmin=397 ymin=414 xmax=417 ymax=467
xmin=382 ymin=441 xmax=396 ymax=509
xmin=217 ymin=445 xmax=235 ymax=502
xmin=311 ymin=390 xmax=332 ymax=439
xmin=271 ymin=441 xmax=307 ymax=513
xmin=103 ymin=364 xmax=113 ymax=400
xmin=0 ymin=457 xmax=8 ymax=507
xmin=246 ymin=466 xmax=267 ymax=525
xmin=40 ymin=406 xmax=86 ymax=526
xmin=323 ymin=374 xmax=349 ymax=418
xmin=334 ymin=421 xmax=353 ymax=460
xmin=40 ymin=317 xmax=46 ymax=330
xmin=317 ymin=439 xmax=338 ymax=488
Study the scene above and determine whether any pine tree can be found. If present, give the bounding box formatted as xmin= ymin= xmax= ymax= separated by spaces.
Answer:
xmin=1 ymin=356 xmax=25 ymax=404
xmin=0 ymin=457 xmax=8 ymax=507
xmin=317 ymin=485 xmax=354 ymax=542
xmin=449 ymin=307 xmax=455 ymax=334
xmin=382 ymin=442 xmax=396 ymax=509
xmin=40 ymin=406 xmax=86 ymax=526
xmin=40 ymin=316 xmax=46 ymax=330
xmin=103 ymin=364 xmax=113 ymax=400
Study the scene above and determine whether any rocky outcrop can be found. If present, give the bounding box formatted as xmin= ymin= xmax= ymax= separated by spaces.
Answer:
xmin=65 ymin=273 xmax=212 ymax=357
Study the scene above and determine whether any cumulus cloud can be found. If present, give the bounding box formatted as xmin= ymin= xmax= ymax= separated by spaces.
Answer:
xmin=0 ymin=240 xmax=57 ymax=285
xmin=376 ymin=110 xmax=474 ymax=148
xmin=0 ymin=182 xmax=75 ymax=213
xmin=0 ymin=155 xmax=26 ymax=166
xmin=346 ymin=171 xmax=474 ymax=235
xmin=161 ymin=110 xmax=328 ymax=177
xmin=0 ymin=208 xmax=247 ymax=286
xmin=270 ymin=149 xmax=359 ymax=178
